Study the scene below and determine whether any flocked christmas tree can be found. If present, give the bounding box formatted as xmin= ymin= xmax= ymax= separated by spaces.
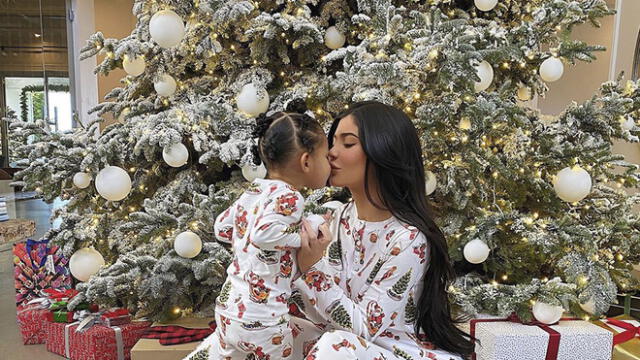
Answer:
xmin=6 ymin=0 xmax=640 ymax=322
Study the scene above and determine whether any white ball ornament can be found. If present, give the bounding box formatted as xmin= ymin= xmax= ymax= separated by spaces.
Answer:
xmin=123 ymin=55 xmax=146 ymax=76
xmin=463 ymin=239 xmax=491 ymax=264
xmin=473 ymin=60 xmax=494 ymax=92
xmin=237 ymin=83 xmax=270 ymax=117
xmin=553 ymin=166 xmax=592 ymax=203
xmin=154 ymin=74 xmax=177 ymax=97
xmin=324 ymin=26 xmax=346 ymax=50
xmin=174 ymin=231 xmax=202 ymax=258
xmin=69 ymin=247 xmax=105 ymax=282
xmin=532 ymin=301 xmax=564 ymax=324
xmin=425 ymin=171 xmax=437 ymax=195
xmin=241 ymin=163 xmax=267 ymax=182
xmin=73 ymin=172 xmax=92 ymax=189
xmin=474 ymin=0 xmax=498 ymax=11
xmin=95 ymin=166 xmax=132 ymax=201
xmin=579 ymin=297 xmax=596 ymax=315
xmin=517 ymin=85 xmax=532 ymax=101
xmin=149 ymin=9 xmax=185 ymax=48
xmin=539 ymin=57 xmax=564 ymax=82
xmin=162 ymin=143 xmax=189 ymax=167
xmin=621 ymin=116 xmax=635 ymax=131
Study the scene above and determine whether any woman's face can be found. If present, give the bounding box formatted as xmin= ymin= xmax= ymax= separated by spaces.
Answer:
xmin=328 ymin=115 xmax=367 ymax=189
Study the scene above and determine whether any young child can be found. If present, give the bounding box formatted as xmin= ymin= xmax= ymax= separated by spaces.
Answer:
xmin=212 ymin=111 xmax=331 ymax=359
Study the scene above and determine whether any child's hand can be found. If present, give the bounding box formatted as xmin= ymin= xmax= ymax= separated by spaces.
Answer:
xmin=297 ymin=219 xmax=333 ymax=273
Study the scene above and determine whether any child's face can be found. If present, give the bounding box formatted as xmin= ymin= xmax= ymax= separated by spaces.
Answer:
xmin=304 ymin=136 xmax=331 ymax=189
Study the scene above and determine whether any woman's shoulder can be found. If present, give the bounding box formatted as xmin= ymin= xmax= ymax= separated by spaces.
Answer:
xmin=385 ymin=220 xmax=428 ymax=249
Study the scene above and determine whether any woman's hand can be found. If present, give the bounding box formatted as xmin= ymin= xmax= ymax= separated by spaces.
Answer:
xmin=297 ymin=216 xmax=333 ymax=273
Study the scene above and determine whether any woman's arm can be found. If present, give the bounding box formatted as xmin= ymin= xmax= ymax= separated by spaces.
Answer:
xmin=299 ymin=227 xmax=426 ymax=341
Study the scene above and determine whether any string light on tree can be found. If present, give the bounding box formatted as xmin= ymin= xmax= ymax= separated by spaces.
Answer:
xmin=473 ymin=60 xmax=494 ymax=92
xmin=553 ymin=165 xmax=592 ymax=203
xmin=73 ymin=172 xmax=92 ymax=189
xmin=69 ymin=247 xmax=105 ymax=282
xmin=154 ymin=74 xmax=177 ymax=97
xmin=174 ymin=231 xmax=202 ymax=258
xmin=123 ymin=55 xmax=145 ymax=76
xmin=95 ymin=166 xmax=132 ymax=201
xmin=237 ymin=83 xmax=269 ymax=117
xmin=324 ymin=26 xmax=346 ymax=50
xmin=241 ymin=163 xmax=267 ymax=182
xmin=474 ymin=0 xmax=498 ymax=11
xmin=459 ymin=117 xmax=471 ymax=130
xmin=539 ymin=56 xmax=564 ymax=82
xmin=149 ymin=9 xmax=185 ymax=48
xmin=532 ymin=301 xmax=564 ymax=324
xmin=517 ymin=85 xmax=531 ymax=101
xmin=463 ymin=239 xmax=490 ymax=264
xmin=162 ymin=142 xmax=189 ymax=167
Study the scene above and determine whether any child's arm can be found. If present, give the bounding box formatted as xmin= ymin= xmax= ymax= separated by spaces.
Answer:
xmin=249 ymin=190 xmax=304 ymax=251
xmin=213 ymin=205 xmax=236 ymax=244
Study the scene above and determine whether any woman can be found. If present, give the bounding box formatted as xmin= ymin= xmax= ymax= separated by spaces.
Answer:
xmin=289 ymin=101 xmax=473 ymax=359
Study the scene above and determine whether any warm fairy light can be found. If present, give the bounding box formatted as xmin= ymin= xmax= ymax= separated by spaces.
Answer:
xmin=616 ymin=253 xmax=624 ymax=261
xmin=501 ymin=274 xmax=508 ymax=281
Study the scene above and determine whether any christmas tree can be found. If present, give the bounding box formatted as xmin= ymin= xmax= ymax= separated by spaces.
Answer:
xmin=388 ymin=268 xmax=412 ymax=301
xmin=7 ymin=0 xmax=640 ymax=323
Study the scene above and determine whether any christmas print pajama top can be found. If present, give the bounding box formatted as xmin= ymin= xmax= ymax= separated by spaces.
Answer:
xmin=289 ymin=201 xmax=463 ymax=360
xmin=210 ymin=178 xmax=304 ymax=358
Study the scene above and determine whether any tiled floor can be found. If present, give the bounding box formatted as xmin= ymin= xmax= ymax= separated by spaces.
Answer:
xmin=0 ymin=197 xmax=61 ymax=359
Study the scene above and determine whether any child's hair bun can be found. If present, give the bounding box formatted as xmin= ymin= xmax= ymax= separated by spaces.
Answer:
xmin=252 ymin=113 xmax=273 ymax=139
xmin=285 ymin=99 xmax=308 ymax=114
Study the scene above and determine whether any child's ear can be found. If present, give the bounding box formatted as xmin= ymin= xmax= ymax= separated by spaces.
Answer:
xmin=299 ymin=152 xmax=311 ymax=173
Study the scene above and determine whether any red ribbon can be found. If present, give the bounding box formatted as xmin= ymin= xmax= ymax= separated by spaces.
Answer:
xmin=470 ymin=313 xmax=579 ymax=360
xmin=43 ymin=288 xmax=78 ymax=301
xmin=606 ymin=318 xmax=640 ymax=345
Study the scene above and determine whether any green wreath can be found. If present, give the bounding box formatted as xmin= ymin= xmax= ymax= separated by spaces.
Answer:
xmin=19 ymin=84 xmax=70 ymax=122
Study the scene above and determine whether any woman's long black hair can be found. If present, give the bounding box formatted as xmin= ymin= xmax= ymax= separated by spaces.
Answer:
xmin=329 ymin=101 xmax=474 ymax=357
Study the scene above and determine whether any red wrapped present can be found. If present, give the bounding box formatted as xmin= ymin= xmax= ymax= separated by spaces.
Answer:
xmin=46 ymin=310 xmax=75 ymax=323
xmin=101 ymin=308 xmax=132 ymax=327
xmin=16 ymin=303 xmax=49 ymax=345
xmin=46 ymin=320 xmax=151 ymax=360
xmin=13 ymin=239 xmax=71 ymax=306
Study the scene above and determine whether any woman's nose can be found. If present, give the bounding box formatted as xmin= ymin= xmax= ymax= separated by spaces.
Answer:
xmin=328 ymin=147 xmax=338 ymax=160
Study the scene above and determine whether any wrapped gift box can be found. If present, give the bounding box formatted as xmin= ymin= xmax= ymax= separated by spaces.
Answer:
xmin=0 ymin=218 xmax=35 ymax=242
xmin=16 ymin=303 xmax=49 ymax=345
xmin=46 ymin=320 xmax=151 ymax=360
xmin=13 ymin=238 xmax=71 ymax=306
xmin=131 ymin=317 xmax=214 ymax=360
xmin=593 ymin=315 xmax=640 ymax=360
xmin=471 ymin=317 xmax=613 ymax=360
